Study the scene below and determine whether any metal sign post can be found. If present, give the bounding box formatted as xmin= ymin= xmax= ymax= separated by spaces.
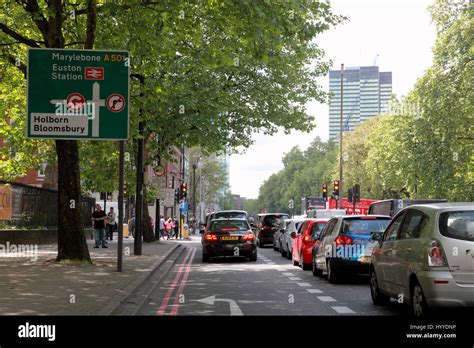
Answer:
xmin=117 ymin=141 xmax=125 ymax=272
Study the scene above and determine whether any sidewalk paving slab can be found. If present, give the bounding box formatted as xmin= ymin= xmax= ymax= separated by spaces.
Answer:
xmin=0 ymin=236 xmax=182 ymax=315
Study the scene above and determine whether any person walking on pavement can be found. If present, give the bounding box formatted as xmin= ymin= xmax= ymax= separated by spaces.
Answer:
xmin=158 ymin=215 xmax=165 ymax=240
xmin=92 ymin=204 xmax=108 ymax=248
xmin=173 ymin=216 xmax=179 ymax=239
xmin=106 ymin=207 xmax=116 ymax=241
xmin=165 ymin=217 xmax=173 ymax=240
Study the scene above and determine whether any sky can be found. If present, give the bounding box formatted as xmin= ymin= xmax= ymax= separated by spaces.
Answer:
xmin=229 ymin=0 xmax=437 ymax=199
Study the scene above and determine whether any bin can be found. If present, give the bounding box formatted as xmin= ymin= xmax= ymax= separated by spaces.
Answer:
xmin=123 ymin=223 xmax=129 ymax=238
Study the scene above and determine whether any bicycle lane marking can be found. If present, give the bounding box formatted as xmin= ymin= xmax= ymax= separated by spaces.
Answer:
xmin=156 ymin=247 xmax=193 ymax=315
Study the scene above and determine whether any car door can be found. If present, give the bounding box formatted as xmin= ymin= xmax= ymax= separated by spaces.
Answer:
xmin=294 ymin=221 xmax=307 ymax=262
xmin=315 ymin=218 xmax=337 ymax=270
xmin=391 ymin=209 xmax=428 ymax=297
xmin=376 ymin=212 xmax=405 ymax=294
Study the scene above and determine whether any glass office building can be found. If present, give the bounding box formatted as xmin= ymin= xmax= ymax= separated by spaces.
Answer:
xmin=328 ymin=66 xmax=392 ymax=142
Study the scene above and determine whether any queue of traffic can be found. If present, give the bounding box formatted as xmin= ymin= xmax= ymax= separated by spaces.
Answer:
xmin=200 ymin=201 xmax=473 ymax=316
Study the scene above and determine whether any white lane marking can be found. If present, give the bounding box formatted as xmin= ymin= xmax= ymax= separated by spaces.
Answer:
xmin=282 ymin=272 xmax=295 ymax=276
xmin=289 ymin=277 xmax=302 ymax=281
xmin=332 ymin=306 xmax=355 ymax=314
xmin=317 ymin=296 xmax=337 ymax=302
xmin=305 ymin=288 xmax=323 ymax=294
xmin=266 ymin=262 xmax=276 ymax=265
xmin=296 ymin=282 xmax=312 ymax=287
xmin=194 ymin=295 xmax=243 ymax=316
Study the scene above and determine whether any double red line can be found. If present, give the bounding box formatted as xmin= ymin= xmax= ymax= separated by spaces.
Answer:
xmin=157 ymin=247 xmax=196 ymax=316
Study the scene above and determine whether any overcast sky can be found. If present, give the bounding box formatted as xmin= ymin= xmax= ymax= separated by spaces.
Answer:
xmin=229 ymin=0 xmax=437 ymax=199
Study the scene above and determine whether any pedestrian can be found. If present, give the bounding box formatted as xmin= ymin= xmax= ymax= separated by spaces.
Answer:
xmin=158 ymin=215 xmax=165 ymax=240
xmin=165 ymin=217 xmax=173 ymax=240
xmin=129 ymin=213 xmax=136 ymax=238
xmin=106 ymin=207 xmax=116 ymax=241
xmin=173 ymin=216 xmax=179 ymax=239
xmin=91 ymin=204 xmax=108 ymax=248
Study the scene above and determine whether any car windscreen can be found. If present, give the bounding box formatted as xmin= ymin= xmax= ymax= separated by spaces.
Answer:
xmin=214 ymin=212 xmax=247 ymax=220
xmin=210 ymin=220 xmax=249 ymax=232
xmin=341 ymin=218 xmax=390 ymax=235
xmin=439 ymin=211 xmax=474 ymax=241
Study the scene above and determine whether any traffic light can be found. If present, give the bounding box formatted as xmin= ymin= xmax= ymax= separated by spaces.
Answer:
xmin=322 ymin=183 xmax=328 ymax=200
xmin=333 ymin=180 xmax=340 ymax=197
xmin=348 ymin=187 xmax=353 ymax=202
xmin=354 ymin=184 xmax=361 ymax=202
xmin=124 ymin=183 xmax=129 ymax=196
xmin=180 ymin=182 xmax=187 ymax=199
xmin=175 ymin=189 xmax=180 ymax=202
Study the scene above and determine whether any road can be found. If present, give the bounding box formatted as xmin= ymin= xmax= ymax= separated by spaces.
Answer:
xmin=134 ymin=236 xmax=409 ymax=316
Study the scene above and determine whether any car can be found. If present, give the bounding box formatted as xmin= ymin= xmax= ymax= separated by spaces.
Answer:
xmin=255 ymin=213 xmax=290 ymax=248
xmin=313 ymin=215 xmax=391 ymax=283
xmin=369 ymin=203 xmax=474 ymax=316
xmin=201 ymin=218 xmax=257 ymax=262
xmin=280 ymin=219 xmax=306 ymax=259
xmin=291 ymin=218 xmax=329 ymax=270
xmin=273 ymin=218 xmax=291 ymax=251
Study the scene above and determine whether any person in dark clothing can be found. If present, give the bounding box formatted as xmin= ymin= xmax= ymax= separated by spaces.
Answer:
xmin=173 ymin=217 xmax=179 ymax=239
xmin=92 ymin=204 xmax=108 ymax=248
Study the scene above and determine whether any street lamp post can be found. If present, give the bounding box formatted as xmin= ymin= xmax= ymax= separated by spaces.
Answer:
xmin=192 ymin=163 xmax=197 ymax=222
xmin=339 ymin=63 xmax=344 ymax=210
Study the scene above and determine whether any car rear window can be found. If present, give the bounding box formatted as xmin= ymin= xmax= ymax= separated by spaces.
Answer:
xmin=341 ymin=218 xmax=390 ymax=235
xmin=214 ymin=212 xmax=247 ymax=220
xmin=439 ymin=211 xmax=474 ymax=241
xmin=262 ymin=215 xmax=288 ymax=227
xmin=310 ymin=222 xmax=327 ymax=238
xmin=210 ymin=220 xmax=249 ymax=232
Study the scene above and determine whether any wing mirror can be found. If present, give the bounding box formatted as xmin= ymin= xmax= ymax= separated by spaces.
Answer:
xmin=371 ymin=233 xmax=382 ymax=242
xmin=290 ymin=232 xmax=297 ymax=239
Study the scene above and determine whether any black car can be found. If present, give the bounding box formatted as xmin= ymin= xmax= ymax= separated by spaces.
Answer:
xmin=256 ymin=213 xmax=290 ymax=248
xmin=202 ymin=218 xmax=257 ymax=262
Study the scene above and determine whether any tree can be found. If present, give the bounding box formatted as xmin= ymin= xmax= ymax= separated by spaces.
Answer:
xmin=1 ymin=0 xmax=344 ymax=260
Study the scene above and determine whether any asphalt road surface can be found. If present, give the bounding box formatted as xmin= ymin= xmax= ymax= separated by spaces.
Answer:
xmin=135 ymin=236 xmax=410 ymax=316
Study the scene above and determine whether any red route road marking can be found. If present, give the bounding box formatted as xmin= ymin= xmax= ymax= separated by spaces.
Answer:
xmin=169 ymin=247 xmax=196 ymax=316
xmin=156 ymin=247 xmax=194 ymax=315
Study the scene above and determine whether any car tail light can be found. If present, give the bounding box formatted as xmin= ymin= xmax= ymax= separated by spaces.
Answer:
xmin=204 ymin=233 xmax=218 ymax=241
xmin=428 ymin=239 xmax=448 ymax=267
xmin=261 ymin=226 xmax=270 ymax=231
xmin=242 ymin=232 xmax=255 ymax=241
xmin=335 ymin=235 xmax=353 ymax=246
xmin=303 ymin=235 xmax=313 ymax=244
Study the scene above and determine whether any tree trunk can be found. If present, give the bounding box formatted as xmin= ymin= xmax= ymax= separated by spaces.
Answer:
xmin=56 ymin=140 xmax=91 ymax=262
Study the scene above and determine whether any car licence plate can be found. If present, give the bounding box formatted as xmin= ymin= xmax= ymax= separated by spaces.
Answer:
xmin=221 ymin=236 xmax=239 ymax=241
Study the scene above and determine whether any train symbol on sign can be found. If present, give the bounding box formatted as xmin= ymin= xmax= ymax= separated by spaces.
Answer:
xmin=106 ymin=94 xmax=126 ymax=113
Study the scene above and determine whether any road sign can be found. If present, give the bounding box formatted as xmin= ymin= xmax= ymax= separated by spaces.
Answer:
xmin=27 ymin=48 xmax=129 ymax=140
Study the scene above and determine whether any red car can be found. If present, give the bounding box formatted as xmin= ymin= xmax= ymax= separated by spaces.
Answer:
xmin=291 ymin=219 xmax=329 ymax=270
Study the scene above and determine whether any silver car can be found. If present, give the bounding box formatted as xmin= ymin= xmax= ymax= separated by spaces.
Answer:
xmin=370 ymin=202 xmax=474 ymax=316
xmin=280 ymin=219 xmax=307 ymax=259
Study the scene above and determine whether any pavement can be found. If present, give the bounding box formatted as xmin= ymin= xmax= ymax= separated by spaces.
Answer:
xmin=0 ymin=233 xmax=184 ymax=315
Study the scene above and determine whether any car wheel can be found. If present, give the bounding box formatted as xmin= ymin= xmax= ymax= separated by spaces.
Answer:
xmin=273 ymin=242 xmax=278 ymax=251
xmin=280 ymin=244 xmax=287 ymax=257
xmin=292 ymin=252 xmax=299 ymax=266
xmin=302 ymin=258 xmax=311 ymax=271
xmin=370 ymin=268 xmax=390 ymax=306
xmin=411 ymin=280 xmax=428 ymax=317
xmin=287 ymin=247 xmax=292 ymax=260
xmin=327 ymin=259 xmax=342 ymax=284
xmin=259 ymin=241 xmax=264 ymax=248
xmin=202 ymin=253 xmax=209 ymax=263
xmin=312 ymin=257 xmax=323 ymax=277
xmin=249 ymin=251 xmax=257 ymax=262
